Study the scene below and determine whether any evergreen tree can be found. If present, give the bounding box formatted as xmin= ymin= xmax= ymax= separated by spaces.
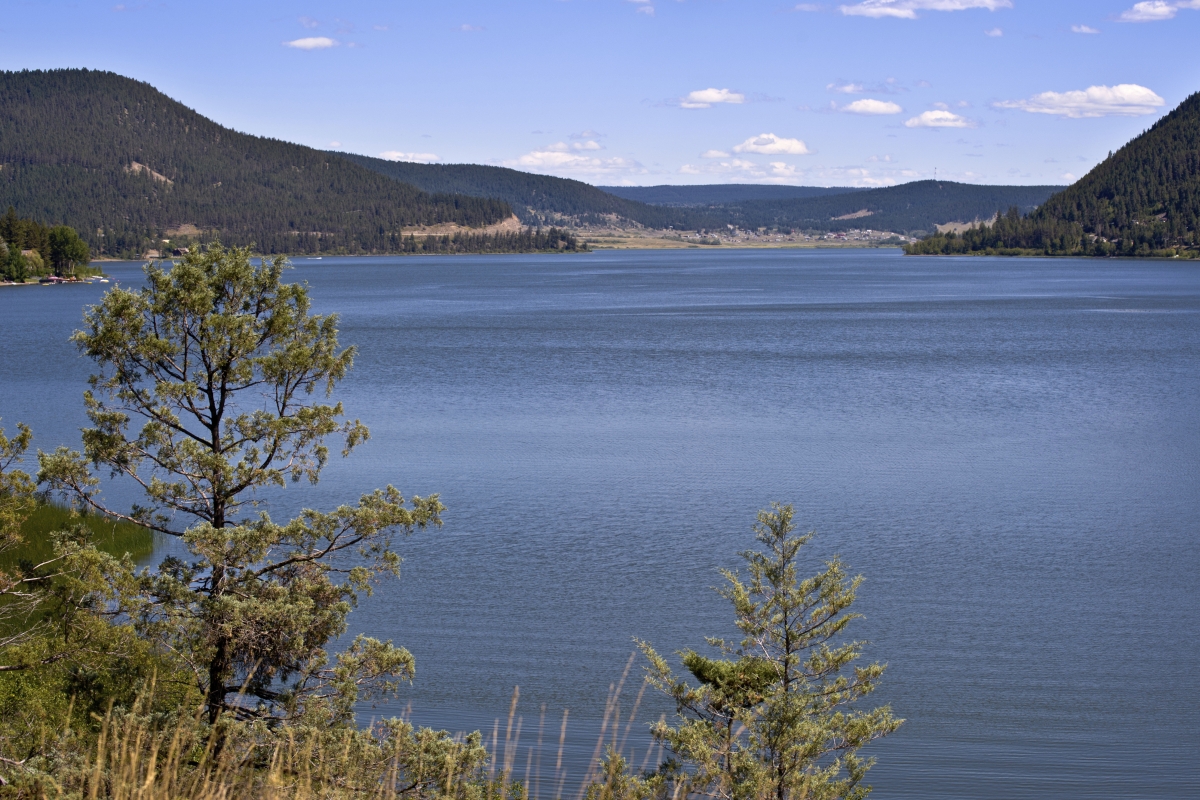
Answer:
xmin=47 ymin=224 xmax=90 ymax=275
xmin=635 ymin=505 xmax=901 ymax=800
xmin=39 ymin=246 xmax=443 ymax=725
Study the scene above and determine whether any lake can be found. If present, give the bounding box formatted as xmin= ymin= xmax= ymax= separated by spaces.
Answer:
xmin=1 ymin=248 xmax=1197 ymax=799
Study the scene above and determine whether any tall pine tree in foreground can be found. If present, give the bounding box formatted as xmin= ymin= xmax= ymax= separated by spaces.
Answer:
xmin=40 ymin=246 xmax=443 ymax=726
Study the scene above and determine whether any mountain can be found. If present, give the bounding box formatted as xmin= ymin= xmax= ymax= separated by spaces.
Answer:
xmin=710 ymin=181 xmax=1061 ymax=235
xmin=0 ymin=69 xmax=512 ymax=257
xmin=0 ymin=68 xmax=1085 ymax=255
xmin=596 ymin=184 xmax=866 ymax=206
xmin=908 ymin=91 xmax=1200 ymax=256
xmin=337 ymin=155 xmax=725 ymax=230
xmin=346 ymin=156 xmax=1058 ymax=235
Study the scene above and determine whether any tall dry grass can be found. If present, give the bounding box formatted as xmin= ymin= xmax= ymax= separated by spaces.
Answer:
xmin=0 ymin=658 xmax=662 ymax=800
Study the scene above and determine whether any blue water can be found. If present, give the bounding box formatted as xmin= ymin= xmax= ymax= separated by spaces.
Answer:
xmin=1 ymin=248 xmax=1197 ymax=799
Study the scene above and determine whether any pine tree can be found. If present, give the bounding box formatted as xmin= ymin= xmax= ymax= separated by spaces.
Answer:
xmin=39 ymin=246 xmax=443 ymax=725
xmin=636 ymin=505 xmax=901 ymax=800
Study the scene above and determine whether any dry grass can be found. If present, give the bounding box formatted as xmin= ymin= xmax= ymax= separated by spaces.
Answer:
xmin=0 ymin=659 xmax=661 ymax=800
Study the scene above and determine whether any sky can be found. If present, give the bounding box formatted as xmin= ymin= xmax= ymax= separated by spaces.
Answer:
xmin=2 ymin=0 xmax=1198 ymax=187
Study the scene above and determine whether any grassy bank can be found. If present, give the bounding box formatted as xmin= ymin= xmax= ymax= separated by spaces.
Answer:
xmin=1 ymin=503 xmax=155 ymax=570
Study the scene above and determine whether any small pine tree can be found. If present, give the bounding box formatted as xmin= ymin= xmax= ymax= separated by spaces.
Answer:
xmin=637 ymin=504 xmax=901 ymax=800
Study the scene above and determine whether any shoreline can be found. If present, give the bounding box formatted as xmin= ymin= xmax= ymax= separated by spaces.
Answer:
xmin=84 ymin=241 xmax=904 ymax=263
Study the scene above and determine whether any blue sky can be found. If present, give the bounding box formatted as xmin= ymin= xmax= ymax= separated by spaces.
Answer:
xmin=2 ymin=0 xmax=1198 ymax=187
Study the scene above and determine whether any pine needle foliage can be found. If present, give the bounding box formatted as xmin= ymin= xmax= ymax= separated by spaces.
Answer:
xmin=635 ymin=505 xmax=900 ymax=800
xmin=38 ymin=246 xmax=443 ymax=727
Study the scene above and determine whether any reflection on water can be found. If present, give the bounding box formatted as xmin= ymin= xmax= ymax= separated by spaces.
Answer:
xmin=2 ymin=249 xmax=1197 ymax=799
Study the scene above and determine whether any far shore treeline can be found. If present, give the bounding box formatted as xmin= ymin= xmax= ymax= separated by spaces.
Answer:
xmin=907 ymin=90 xmax=1200 ymax=259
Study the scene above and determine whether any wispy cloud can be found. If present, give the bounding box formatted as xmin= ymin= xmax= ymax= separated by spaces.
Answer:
xmin=283 ymin=37 xmax=337 ymax=50
xmin=840 ymin=0 xmax=1012 ymax=19
xmin=681 ymin=160 xmax=910 ymax=187
xmin=628 ymin=0 xmax=655 ymax=15
xmin=995 ymin=84 xmax=1165 ymax=117
xmin=984 ymin=27 xmax=1003 ymax=36
xmin=827 ymin=78 xmax=907 ymax=95
xmin=506 ymin=143 xmax=644 ymax=178
xmin=701 ymin=150 xmax=731 ymax=158
xmin=733 ymin=133 xmax=812 ymax=155
xmin=680 ymin=88 xmax=746 ymax=108
xmin=1118 ymin=1 xmax=1200 ymax=22
xmin=380 ymin=151 xmax=439 ymax=163
xmin=843 ymin=99 xmax=904 ymax=114
xmin=1072 ymin=24 xmax=1100 ymax=33
xmin=460 ymin=24 xmax=484 ymax=31
xmin=905 ymin=110 xmax=974 ymax=128
xmin=679 ymin=159 xmax=807 ymax=184
xmin=299 ymin=16 xmax=320 ymax=29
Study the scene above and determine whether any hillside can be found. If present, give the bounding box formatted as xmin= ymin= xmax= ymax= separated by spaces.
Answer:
xmin=344 ymin=155 xmax=1059 ymax=235
xmin=908 ymin=91 xmax=1200 ymax=256
xmin=715 ymin=181 xmax=1060 ymax=235
xmin=337 ymin=155 xmax=726 ymax=230
xmin=0 ymin=69 xmax=512 ymax=257
xmin=597 ymin=184 xmax=865 ymax=206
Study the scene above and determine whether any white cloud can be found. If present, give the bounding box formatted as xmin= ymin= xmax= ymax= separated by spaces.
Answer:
xmin=299 ymin=16 xmax=320 ymax=29
xmin=995 ymin=84 xmax=1165 ymax=118
xmin=1118 ymin=0 xmax=1185 ymax=20
xmin=329 ymin=141 xmax=342 ymax=148
xmin=682 ymin=160 xmax=907 ymax=187
xmin=680 ymin=158 xmax=759 ymax=175
xmin=701 ymin=150 xmax=731 ymax=158
xmin=828 ymin=82 xmax=865 ymax=94
xmin=681 ymin=88 xmax=746 ymax=108
xmin=1072 ymin=24 xmax=1100 ymax=33
xmin=283 ymin=37 xmax=337 ymax=49
xmin=843 ymin=98 xmax=904 ymax=114
xmin=905 ymin=110 xmax=974 ymax=127
xmin=1062 ymin=172 xmax=1078 ymax=182
xmin=985 ymin=27 xmax=1003 ymax=35
xmin=733 ymin=133 xmax=812 ymax=155
xmin=380 ymin=151 xmax=439 ymax=163
xmin=840 ymin=0 xmax=1012 ymax=19
xmin=628 ymin=0 xmax=655 ymax=14
xmin=504 ymin=144 xmax=643 ymax=178
xmin=679 ymin=159 xmax=807 ymax=184
xmin=795 ymin=3 xmax=825 ymax=9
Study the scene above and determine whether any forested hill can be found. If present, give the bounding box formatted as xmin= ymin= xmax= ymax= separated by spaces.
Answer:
xmin=597 ymin=184 xmax=865 ymax=206
xmin=0 ymin=69 xmax=512 ymax=257
xmin=336 ymin=155 xmax=724 ymax=230
xmin=1034 ymin=90 xmax=1199 ymax=249
xmin=908 ymin=91 xmax=1200 ymax=257
xmin=342 ymin=154 xmax=1057 ymax=235
xmin=714 ymin=181 xmax=1060 ymax=235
